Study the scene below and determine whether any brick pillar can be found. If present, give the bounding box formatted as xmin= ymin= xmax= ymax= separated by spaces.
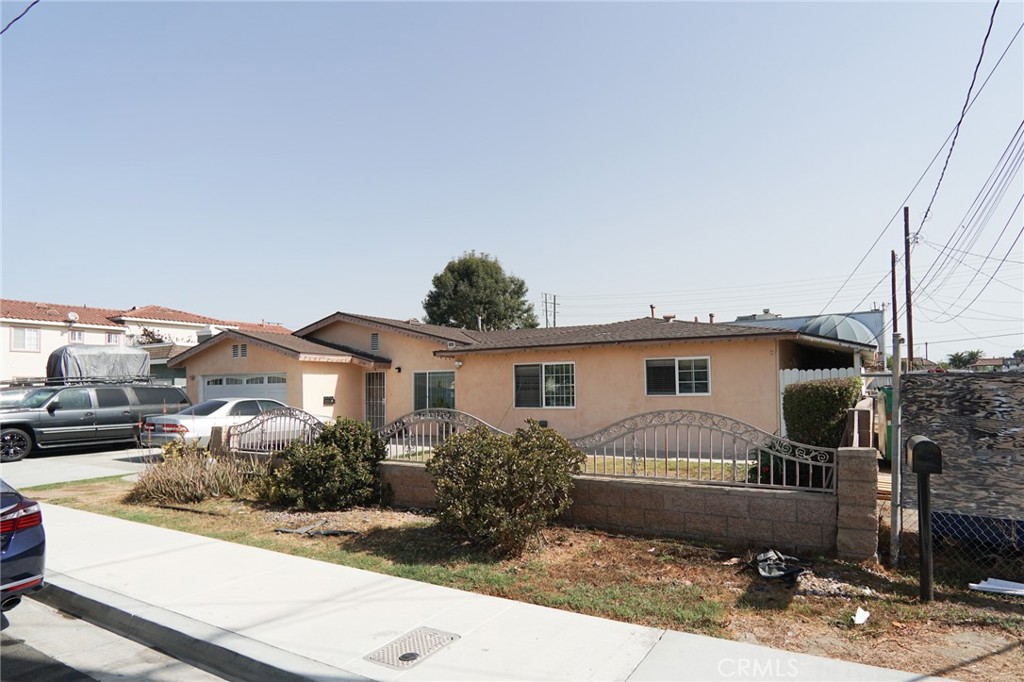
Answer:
xmin=835 ymin=447 xmax=879 ymax=562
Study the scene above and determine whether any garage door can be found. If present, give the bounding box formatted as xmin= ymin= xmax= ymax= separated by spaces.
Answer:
xmin=201 ymin=374 xmax=288 ymax=402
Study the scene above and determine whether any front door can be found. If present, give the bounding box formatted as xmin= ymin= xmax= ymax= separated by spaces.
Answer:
xmin=365 ymin=372 xmax=385 ymax=430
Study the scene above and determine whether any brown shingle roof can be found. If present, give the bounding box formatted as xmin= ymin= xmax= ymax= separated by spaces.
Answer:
xmin=295 ymin=312 xmax=477 ymax=345
xmin=438 ymin=317 xmax=805 ymax=354
xmin=168 ymin=330 xmax=391 ymax=368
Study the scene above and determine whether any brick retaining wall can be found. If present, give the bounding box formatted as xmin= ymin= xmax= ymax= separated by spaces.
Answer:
xmin=380 ymin=447 xmax=878 ymax=560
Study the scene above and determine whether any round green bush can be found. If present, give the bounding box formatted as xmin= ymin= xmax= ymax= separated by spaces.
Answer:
xmin=783 ymin=377 xmax=862 ymax=448
xmin=261 ymin=419 xmax=389 ymax=510
xmin=426 ymin=420 xmax=585 ymax=556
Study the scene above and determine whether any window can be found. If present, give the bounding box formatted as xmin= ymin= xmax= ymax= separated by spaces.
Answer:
xmin=229 ymin=400 xmax=261 ymax=417
xmin=413 ymin=371 xmax=455 ymax=410
xmin=206 ymin=378 xmax=223 ymax=386
xmin=96 ymin=388 xmax=130 ymax=408
xmin=370 ymin=333 xmax=379 ymax=351
xmin=514 ymin=363 xmax=575 ymax=408
xmin=11 ymin=327 xmax=40 ymax=352
xmin=69 ymin=330 xmax=85 ymax=343
xmin=55 ymin=388 xmax=92 ymax=410
xmin=231 ymin=344 xmax=248 ymax=358
xmin=245 ymin=377 xmax=264 ymax=384
xmin=645 ymin=357 xmax=711 ymax=396
xmin=225 ymin=377 xmax=243 ymax=385
xmin=106 ymin=333 xmax=120 ymax=345
xmin=267 ymin=376 xmax=286 ymax=384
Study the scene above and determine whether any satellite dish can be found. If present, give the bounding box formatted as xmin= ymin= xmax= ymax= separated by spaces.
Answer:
xmin=67 ymin=311 xmax=80 ymax=322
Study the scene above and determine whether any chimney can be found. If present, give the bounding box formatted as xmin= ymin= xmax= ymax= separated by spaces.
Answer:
xmin=709 ymin=313 xmax=715 ymax=324
xmin=662 ymin=314 xmax=675 ymax=322
xmin=694 ymin=316 xmax=698 ymax=322
xmin=650 ymin=305 xmax=656 ymax=318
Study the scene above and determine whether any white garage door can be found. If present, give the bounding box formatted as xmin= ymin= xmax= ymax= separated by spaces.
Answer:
xmin=201 ymin=374 xmax=288 ymax=402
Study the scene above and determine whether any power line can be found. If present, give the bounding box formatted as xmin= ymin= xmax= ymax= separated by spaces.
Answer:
xmin=918 ymin=0 xmax=1003 ymax=232
xmin=0 ymin=0 xmax=39 ymax=36
xmin=817 ymin=15 xmax=1023 ymax=316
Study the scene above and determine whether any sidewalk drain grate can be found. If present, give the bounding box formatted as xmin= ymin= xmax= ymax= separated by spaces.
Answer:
xmin=365 ymin=627 xmax=460 ymax=670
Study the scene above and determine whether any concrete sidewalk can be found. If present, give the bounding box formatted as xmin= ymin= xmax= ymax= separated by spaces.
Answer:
xmin=29 ymin=503 xmax=943 ymax=682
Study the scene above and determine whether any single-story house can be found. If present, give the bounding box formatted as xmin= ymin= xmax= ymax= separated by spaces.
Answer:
xmin=169 ymin=312 xmax=876 ymax=438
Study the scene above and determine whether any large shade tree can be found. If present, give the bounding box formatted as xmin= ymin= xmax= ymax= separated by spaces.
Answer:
xmin=423 ymin=252 xmax=539 ymax=330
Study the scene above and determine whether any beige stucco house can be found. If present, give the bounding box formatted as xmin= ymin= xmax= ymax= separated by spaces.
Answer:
xmin=169 ymin=312 xmax=875 ymax=437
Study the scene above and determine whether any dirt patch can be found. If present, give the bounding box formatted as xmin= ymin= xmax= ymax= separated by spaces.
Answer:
xmin=36 ymin=482 xmax=1024 ymax=681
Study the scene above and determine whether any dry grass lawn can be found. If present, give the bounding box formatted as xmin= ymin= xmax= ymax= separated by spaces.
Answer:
xmin=31 ymin=478 xmax=1024 ymax=681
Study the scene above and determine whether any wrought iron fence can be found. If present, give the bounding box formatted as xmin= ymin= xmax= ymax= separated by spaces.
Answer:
xmin=378 ymin=409 xmax=835 ymax=492
xmin=377 ymin=409 xmax=505 ymax=462
xmin=569 ymin=411 xmax=836 ymax=492
xmin=226 ymin=407 xmax=326 ymax=455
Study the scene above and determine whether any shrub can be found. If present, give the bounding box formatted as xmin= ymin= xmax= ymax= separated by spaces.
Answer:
xmin=427 ymin=420 xmax=585 ymax=557
xmin=783 ymin=377 xmax=862 ymax=448
xmin=259 ymin=419 xmax=389 ymax=511
xmin=125 ymin=439 xmax=258 ymax=504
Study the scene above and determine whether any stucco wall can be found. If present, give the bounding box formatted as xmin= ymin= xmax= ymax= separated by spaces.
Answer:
xmin=451 ymin=337 xmax=781 ymax=438
xmin=1 ymin=323 xmax=123 ymax=381
xmin=300 ymin=365 xmax=362 ymax=420
xmin=307 ymin=321 xmax=458 ymax=424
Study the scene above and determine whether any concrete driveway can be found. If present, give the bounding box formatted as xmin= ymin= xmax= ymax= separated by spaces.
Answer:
xmin=0 ymin=445 xmax=161 ymax=490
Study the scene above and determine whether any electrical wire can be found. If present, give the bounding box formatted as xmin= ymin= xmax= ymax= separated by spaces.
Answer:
xmin=0 ymin=0 xmax=39 ymax=36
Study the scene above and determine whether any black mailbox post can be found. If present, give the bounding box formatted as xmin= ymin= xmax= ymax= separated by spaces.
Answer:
xmin=907 ymin=435 xmax=943 ymax=602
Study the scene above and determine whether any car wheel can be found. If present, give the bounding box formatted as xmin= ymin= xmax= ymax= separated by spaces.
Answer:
xmin=0 ymin=428 xmax=33 ymax=462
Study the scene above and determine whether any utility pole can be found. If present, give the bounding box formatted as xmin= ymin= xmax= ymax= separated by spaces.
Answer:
xmin=904 ymin=207 xmax=915 ymax=371
xmin=553 ymin=294 xmax=558 ymax=328
xmin=891 ymin=250 xmax=899 ymax=368
xmin=543 ymin=293 xmax=549 ymax=328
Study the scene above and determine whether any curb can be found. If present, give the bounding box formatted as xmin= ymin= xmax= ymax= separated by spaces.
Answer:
xmin=32 ymin=572 xmax=371 ymax=682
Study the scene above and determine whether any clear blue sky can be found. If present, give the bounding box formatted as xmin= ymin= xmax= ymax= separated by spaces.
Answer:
xmin=3 ymin=0 xmax=1022 ymax=362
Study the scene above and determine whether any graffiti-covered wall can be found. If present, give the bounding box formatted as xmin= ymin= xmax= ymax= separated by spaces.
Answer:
xmin=901 ymin=372 xmax=1024 ymax=522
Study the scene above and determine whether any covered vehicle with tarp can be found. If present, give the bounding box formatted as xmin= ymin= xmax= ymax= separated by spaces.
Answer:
xmin=45 ymin=344 xmax=150 ymax=384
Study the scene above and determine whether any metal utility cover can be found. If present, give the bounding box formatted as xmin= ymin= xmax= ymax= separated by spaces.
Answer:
xmin=365 ymin=627 xmax=459 ymax=670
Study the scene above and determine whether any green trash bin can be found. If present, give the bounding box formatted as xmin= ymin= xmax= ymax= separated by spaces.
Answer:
xmin=880 ymin=386 xmax=893 ymax=461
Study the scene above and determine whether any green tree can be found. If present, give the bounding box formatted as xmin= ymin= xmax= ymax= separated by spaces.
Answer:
xmin=947 ymin=349 xmax=984 ymax=369
xmin=1012 ymin=349 xmax=1024 ymax=363
xmin=423 ymin=251 xmax=539 ymax=330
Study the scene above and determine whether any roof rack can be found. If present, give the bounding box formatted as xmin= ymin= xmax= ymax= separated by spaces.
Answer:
xmin=2 ymin=375 xmax=160 ymax=388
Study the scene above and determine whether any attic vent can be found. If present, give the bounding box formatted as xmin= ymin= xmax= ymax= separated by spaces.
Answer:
xmin=447 ymin=341 xmax=457 ymax=350
xmin=231 ymin=343 xmax=248 ymax=359
xmin=407 ymin=318 xmax=422 ymax=325
xmin=662 ymin=315 xmax=676 ymax=322
xmin=371 ymin=333 xmax=380 ymax=351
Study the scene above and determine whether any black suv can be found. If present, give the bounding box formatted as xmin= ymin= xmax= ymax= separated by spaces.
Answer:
xmin=0 ymin=384 xmax=190 ymax=462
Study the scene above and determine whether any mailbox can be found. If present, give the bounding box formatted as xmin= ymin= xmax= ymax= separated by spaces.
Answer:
xmin=907 ymin=435 xmax=942 ymax=475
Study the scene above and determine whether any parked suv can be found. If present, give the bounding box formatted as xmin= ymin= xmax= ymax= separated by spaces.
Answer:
xmin=0 ymin=384 xmax=190 ymax=462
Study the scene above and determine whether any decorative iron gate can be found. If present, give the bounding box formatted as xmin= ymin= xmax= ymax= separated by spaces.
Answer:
xmin=376 ymin=409 xmax=505 ymax=462
xmin=226 ymin=407 xmax=326 ymax=455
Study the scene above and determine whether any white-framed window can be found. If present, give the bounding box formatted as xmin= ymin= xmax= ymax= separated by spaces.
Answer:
xmin=645 ymin=357 xmax=711 ymax=396
xmin=11 ymin=327 xmax=40 ymax=352
xmin=514 ymin=362 xmax=575 ymax=408
xmin=413 ymin=371 xmax=455 ymax=410
xmin=105 ymin=333 xmax=121 ymax=345
xmin=69 ymin=330 xmax=86 ymax=343
xmin=231 ymin=343 xmax=248 ymax=359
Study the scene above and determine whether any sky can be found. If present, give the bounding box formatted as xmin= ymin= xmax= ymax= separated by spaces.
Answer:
xmin=2 ymin=0 xmax=1022 ymax=363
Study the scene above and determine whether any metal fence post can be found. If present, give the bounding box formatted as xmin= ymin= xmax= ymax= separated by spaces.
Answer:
xmin=889 ymin=334 xmax=903 ymax=568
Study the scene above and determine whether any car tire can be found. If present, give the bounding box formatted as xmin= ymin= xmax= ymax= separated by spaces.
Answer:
xmin=1 ymin=428 xmax=33 ymax=462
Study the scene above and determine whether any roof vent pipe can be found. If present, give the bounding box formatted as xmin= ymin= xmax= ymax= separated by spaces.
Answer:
xmin=650 ymin=305 xmax=656 ymax=318
xmin=662 ymin=314 xmax=675 ymax=322
xmin=709 ymin=313 xmax=715 ymax=324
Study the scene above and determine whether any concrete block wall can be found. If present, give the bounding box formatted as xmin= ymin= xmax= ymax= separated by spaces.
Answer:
xmin=380 ymin=447 xmax=879 ymax=560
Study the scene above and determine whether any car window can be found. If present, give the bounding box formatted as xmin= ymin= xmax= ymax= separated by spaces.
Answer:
xmin=19 ymin=388 xmax=60 ymax=409
xmin=56 ymin=388 xmax=92 ymax=410
xmin=257 ymin=400 xmax=284 ymax=412
xmin=96 ymin=388 xmax=131 ymax=408
xmin=177 ymin=400 xmax=227 ymax=417
xmin=229 ymin=401 xmax=261 ymax=417
xmin=133 ymin=386 xmax=189 ymax=407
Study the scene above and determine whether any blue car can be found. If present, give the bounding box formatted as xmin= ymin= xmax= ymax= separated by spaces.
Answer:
xmin=1 ymin=479 xmax=46 ymax=612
